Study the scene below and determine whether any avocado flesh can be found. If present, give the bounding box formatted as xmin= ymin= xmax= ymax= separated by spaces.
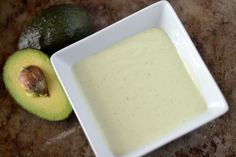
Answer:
xmin=18 ymin=4 xmax=94 ymax=55
xmin=3 ymin=49 xmax=72 ymax=121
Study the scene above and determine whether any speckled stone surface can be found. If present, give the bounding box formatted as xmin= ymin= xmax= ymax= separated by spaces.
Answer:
xmin=0 ymin=0 xmax=235 ymax=157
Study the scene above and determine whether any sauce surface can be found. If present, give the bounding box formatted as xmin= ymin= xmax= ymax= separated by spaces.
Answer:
xmin=74 ymin=28 xmax=207 ymax=155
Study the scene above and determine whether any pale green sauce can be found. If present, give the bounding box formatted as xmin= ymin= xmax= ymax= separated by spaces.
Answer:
xmin=74 ymin=28 xmax=207 ymax=156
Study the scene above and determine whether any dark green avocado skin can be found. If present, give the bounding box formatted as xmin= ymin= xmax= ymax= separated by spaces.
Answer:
xmin=18 ymin=4 xmax=94 ymax=55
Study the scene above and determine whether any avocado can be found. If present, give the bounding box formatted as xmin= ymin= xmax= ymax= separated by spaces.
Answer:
xmin=18 ymin=4 xmax=94 ymax=55
xmin=3 ymin=49 xmax=72 ymax=121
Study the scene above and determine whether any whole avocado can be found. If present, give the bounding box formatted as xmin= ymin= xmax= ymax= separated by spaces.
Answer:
xmin=18 ymin=4 xmax=94 ymax=55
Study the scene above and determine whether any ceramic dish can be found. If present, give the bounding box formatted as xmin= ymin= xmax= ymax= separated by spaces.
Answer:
xmin=51 ymin=1 xmax=228 ymax=157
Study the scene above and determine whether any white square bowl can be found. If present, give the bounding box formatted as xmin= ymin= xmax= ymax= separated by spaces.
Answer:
xmin=51 ymin=1 xmax=229 ymax=157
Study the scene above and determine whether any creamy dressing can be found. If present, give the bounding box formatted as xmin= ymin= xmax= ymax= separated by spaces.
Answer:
xmin=74 ymin=28 xmax=207 ymax=156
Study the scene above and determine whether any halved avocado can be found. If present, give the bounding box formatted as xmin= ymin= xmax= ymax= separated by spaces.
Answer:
xmin=3 ymin=49 xmax=72 ymax=121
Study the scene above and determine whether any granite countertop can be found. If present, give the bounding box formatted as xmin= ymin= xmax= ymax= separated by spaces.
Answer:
xmin=0 ymin=0 xmax=235 ymax=156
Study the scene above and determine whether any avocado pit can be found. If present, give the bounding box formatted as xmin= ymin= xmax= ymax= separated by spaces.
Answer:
xmin=19 ymin=65 xmax=49 ymax=97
